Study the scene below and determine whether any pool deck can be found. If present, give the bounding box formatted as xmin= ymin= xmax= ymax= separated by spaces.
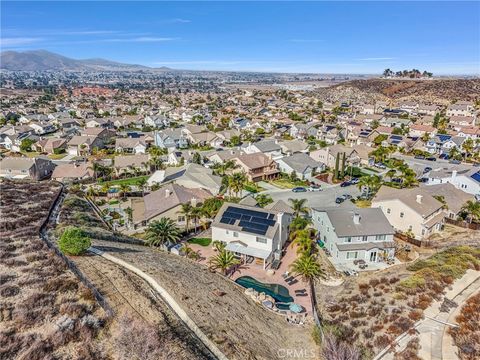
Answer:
xmin=189 ymin=241 xmax=313 ymax=314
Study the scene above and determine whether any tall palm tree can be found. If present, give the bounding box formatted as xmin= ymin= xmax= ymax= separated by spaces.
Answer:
xmin=292 ymin=229 xmax=317 ymax=255
xmin=288 ymin=198 xmax=309 ymax=218
xmin=358 ymin=175 xmax=381 ymax=198
xmin=290 ymin=253 xmax=326 ymax=313
xmin=208 ymin=249 xmax=240 ymax=276
xmin=178 ymin=203 xmax=193 ymax=231
xmin=461 ymin=200 xmax=480 ymax=223
xmin=120 ymin=184 xmax=130 ymax=199
xmin=124 ymin=206 xmax=133 ymax=227
xmin=190 ymin=205 xmax=204 ymax=233
xmin=137 ymin=177 xmax=148 ymax=196
xmin=145 ymin=218 xmax=181 ymax=247
xmin=229 ymin=172 xmax=247 ymax=198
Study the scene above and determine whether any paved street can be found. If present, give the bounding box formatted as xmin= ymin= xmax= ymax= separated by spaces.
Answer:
xmin=258 ymin=182 xmax=361 ymax=210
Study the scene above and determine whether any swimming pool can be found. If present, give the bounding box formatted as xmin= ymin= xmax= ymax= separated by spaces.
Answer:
xmin=235 ymin=276 xmax=294 ymax=303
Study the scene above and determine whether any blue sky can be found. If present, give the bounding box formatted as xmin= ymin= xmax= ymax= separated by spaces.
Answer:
xmin=1 ymin=1 xmax=479 ymax=74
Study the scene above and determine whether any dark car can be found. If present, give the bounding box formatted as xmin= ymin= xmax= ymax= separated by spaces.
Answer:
xmin=335 ymin=197 xmax=345 ymax=204
xmin=414 ymin=155 xmax=425 ymax=160
xmin=426 ymin=157 xmax=437 ymax=162
xmin=449 ymin=159 xmax=461 ymax=165
xmin=340 ymin=181 xmax=351 ymax=187
xmin=439 ymin=153 xmax=449 ymax=160
xmin=343 ymin=194 xmax=353 ymax=200
xmin=292 ymin=187 xmax=307 ymax=193
xmin=423 ymin=166 xmax=432 ymax=173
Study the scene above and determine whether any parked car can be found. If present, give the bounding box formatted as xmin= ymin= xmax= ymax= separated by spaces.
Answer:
xmin=439 ymin=154 xmax=449 ymax=160
xmin=350 ymin=178 xmax=360 ymax=185
xmin=414 ymin=154 xmax=425 ymax=160
xmin=374 ymin=162 xmax=386 ymax=169
xmin=449 ymin=159 xmax=461 ymax=164
xmin=426 ymin=156 xmax=437 ymax=161
xmin=307 ymin=185 xmax=322 ymax=191
xmin=292 ymin=187 xmax=307 ymax=193
xmin=342 ymin=194 xmax=352 ymax=200
xmin=423 ymin=166 xmax=432 ymax=173
xmin=340 ymin=181 xmax=352 ymax=187
xmin=335 ymin=197 xmax=345 ymax=204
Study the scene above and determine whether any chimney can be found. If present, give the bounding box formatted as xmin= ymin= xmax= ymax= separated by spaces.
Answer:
xmin=452 ymin=170 xmax=457 ymax=178
xmin=416 ymin=195 xmax=423 ymax=204
xmin=353 ymin=213 xmax=360 ymax=225
xmin=165 ymin=189 xmax=171 ymax=198
xmin=191 ymin=197 xmax=197 ymax=207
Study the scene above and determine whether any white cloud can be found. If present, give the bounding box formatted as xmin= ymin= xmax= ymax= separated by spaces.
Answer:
xmin=1 ymin=37 xmax=43 ymax=46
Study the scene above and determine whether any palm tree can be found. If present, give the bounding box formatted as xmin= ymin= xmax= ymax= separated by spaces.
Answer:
xmin=208 ymin=249 xmax=240 ymax=276
xmin=229 ymin=172 xmax=247 ymax=198
xmin=290 ymin=253 xmax=326 ymax=313
xmin=145 ymin=218 xmax=181 ymax=247
xmin=292 ymin=229 xmax=317 ymax=255
xmin=385 ymin=169 xmax=396 ymax=180
xmin=120 ymin=184 xmax=130 ymax=199
xmin=449 ymin=146 xmax=461 ymax=161
xmin=255 ymin=193 xmax=273 ymax=208
xmin=86 ymin=186 xmax=97 ymax=200
xmin=137 ymin=178 xmax=148 ymax=196
xmin=124 ymin=206 xmax=133 ymax=227
xmin=289 ymin=198 xmax=309 ymax=218
xmin=358 ymin=175 xmax=381 ymax=198
xmin=462 ymin=138 xmax=474 ymax=160
xmin=190 ymin=205 xmax=204 ymax=233
xmin=178 ymin=203 xmax=193 ymax=231
xmin=461 ymin=200 xmax=480 ymax=223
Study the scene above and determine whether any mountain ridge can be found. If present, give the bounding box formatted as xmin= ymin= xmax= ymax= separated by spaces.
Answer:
xmin=0 ymin=50 xmax=170 ymax=72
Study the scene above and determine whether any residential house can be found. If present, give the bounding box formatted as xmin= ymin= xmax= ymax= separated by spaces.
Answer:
xmin=289 ymin=122 xmax=318 ymax=139
xmin=131 ymin=183 xmax=212 ymax=229
xmin=113 ymin=154 xmax=150 ymax=176
xmin=372 ymin=186 xmax=445 ymax=239
xmin=275 ymin=153 xmax=325 ymax=180
xmin=417 ymin=104 xmax=440 ymax=117
xmin=67 ymin=135 xmax=104 ymax=156
xmin=233 ymin=153 xmax=280 ymax=182
xmin=311 ymin=208 xmax=395 ymax=264
xmin=186 ymin=131 xmax=222 ymax=148
xmin=211 ymin=202 xmax=292 ymax=269
xmin=115 ymin=138 xmax=147 ymax=154
xmin=29 ymin=122 xmax=56 ymax=135
xmin=154 ymin=129 xmax=189 ymax=149
xmin=409 ymin=124 xmax=437 ymax=139
xmin=51 ymin=162 xmax=94 ymax=182
xmin=147 ymin=163 xmax=222 ymax=195
xmin=34 ymin=138 xmax=67 ymax=154
xmin=243 ymin=139 xmax=283 ymax=159
xmin=446 ymin=103 xmax=475 ymax=118
xmin=310 ymin=144 xmax=361 ymax=169
xmin=420 ymin=183 xmax=475 ymax=219
xmin=0 ymin=157 xmax=55 ymax=180
xmin=85 ymin=118 xmax=112 ymax=128
xmin=278 ymin=139 xmax=309 ymax=155
xmin=425 ymin=168 xmax=480 ymax=196
xmin=144 ymin=115 xmax=171 ymax=128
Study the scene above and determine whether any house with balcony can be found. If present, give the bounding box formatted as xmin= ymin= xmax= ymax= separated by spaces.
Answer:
xmin=311 ymin=208 xmax=395 ymax=264
xmin=232 ymin=153 xmax=280 ymax=182
xmin=211 ymin=203 xmax=292 ymax=269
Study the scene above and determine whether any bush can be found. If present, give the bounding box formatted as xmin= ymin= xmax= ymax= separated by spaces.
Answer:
xmin=58 ymin=227 xmax=91 ymax=256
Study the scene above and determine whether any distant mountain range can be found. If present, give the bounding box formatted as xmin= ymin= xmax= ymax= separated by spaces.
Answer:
xmin=0 ymin=50 xmax=170 ymax=72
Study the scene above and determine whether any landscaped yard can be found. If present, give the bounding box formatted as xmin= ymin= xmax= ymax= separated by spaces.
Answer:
xmin=47 ymin=153 xmax=67 ymax=160
xmin=243 ymin=182 xmax=265 ymax=193
xmin=98 ymin=175 xmax=149 ymax=187
xmin=270 ymin=178 xmax=308 ymax=189
xmin=187 ymin=237 xmax=212 ymax=246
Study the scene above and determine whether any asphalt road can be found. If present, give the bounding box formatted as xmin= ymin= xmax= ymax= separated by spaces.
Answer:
xmin=259 ymin=182 xmax=361 ymax=210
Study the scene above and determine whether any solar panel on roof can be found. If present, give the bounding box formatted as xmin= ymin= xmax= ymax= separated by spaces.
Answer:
xmin=471 ymin=172 xmax=480 ymax=183
xmin=438 ymin=135 xmax=451 ymax=142
xmin=390 ymin=135 xmax=403 ymax=140
xmin=268 ymin=214 xmax=275 ymax=220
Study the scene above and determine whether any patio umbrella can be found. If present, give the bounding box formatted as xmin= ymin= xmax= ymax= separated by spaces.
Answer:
xmin=289 ymin=303 xmax=303 ymax=313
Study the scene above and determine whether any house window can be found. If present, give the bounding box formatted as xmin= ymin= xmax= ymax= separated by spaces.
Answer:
xmin=256 ymin=237 xmax=267 ymax=244
xmin=400 ymin=212 xmax=404 ymax=218
xmin=408 ymin=225 xmax=413 ymax=231
xmin=362 ymin=236 xmax=368 ymax=242
xmin=345 ymin=237 xmax=352 ymax=243
xmin=422 ymin=229 xmax=425 ymax=235
xmin=387 ymin=208 xmax=391 ymax=214
xmin=233 ymin=232 xmax=239 ymax=237
xmin=177 ymin=216 xmax=185 ymax=223
xmin=376 ymin=235 xmax=386 ymax=241
xmin=346 ymin=251 xmax=358 ymax=259
xmin=226 ymin=230 xmax=229 ymax=234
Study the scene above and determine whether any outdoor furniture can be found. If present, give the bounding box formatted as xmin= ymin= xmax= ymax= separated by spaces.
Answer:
xmin=285 ymin=276 xmax=294 ymax=283
xmin=282 ymin=272 xmax=290 ymax=279
xmin=271 ymin=259 xmax=281 ymax=270
xmin=288 ymin=279 xmax=298 ymax=285
xmin=296 ymin=293 xmax=308 ymax=297
xmin=294 ymin=289 xmax=306 ymax=294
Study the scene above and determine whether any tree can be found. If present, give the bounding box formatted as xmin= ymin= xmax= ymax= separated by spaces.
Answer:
xmin=290 ymin=253 xmax=325 ymax=313
xmin=255 ymin=194 xmax=273 ymax=208
xmin=86 ymin=186 xmax=97 ymax=200
xmin=145 ymin=218 xmax=181 ymax=247
xmin=201 ymin=197 xmax=224 ymax=219
xmin=20 ymin=138 xmax=35 ymax=152
xmin=230 ymin=135 xmax=241 ymax=146
xmin=58 ymin=226 xmax=91 ymax=256
xmin=358 ymin=175 xmax=381 ymax=198
xmin=289 ymin=198 xmax=309 ymax=218
xmin=192 ymin=152 xmax=202 ymax=165
xmin=190 ymin=205 xmax=204 ymax=233
xmin=137 ymin=177 xmax=148 ymax=195
xmin=291 ymin=229 xmax=317 ymax=255
xmin=208 ymin=249 xmax=240 ymax=275
xmin=124 ymin=206 xmax=133 ymax=227
xmin=462 ymin=138 xmax=474 ymax=160
xmin=461 ymin=200 xmax=480 ymax=223
xmin=449 ymin=146 xmax=462 ymax=161
xmin=120 ymin=184 xmax=130 ymax=199
xmin=228 ymin=172 xmax=247 ymax=198
xmin=178 ymin=203 xmax=193 ymax=231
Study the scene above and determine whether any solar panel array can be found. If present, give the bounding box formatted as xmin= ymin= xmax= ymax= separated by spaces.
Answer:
xmin=437 ymin=134 xmax=451 ymax=142
xmin=220 ymin=206 xmax=276 ymax=236
xmin=470 ymin=172 xmax=480 ymax=183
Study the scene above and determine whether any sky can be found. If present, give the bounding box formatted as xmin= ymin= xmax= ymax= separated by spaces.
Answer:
xmin=1 ymin=1 xmax=479 ymax=75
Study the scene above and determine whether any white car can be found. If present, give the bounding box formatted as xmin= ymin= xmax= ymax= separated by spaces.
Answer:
xmin=307 ymin=185 xmax=322 ymax=192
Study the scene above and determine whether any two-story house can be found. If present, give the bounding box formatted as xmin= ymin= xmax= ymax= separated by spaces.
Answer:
xmin=233 ymin=153 xmax=280 ymax=182
xmin=311 ymin=208 xmax=395 ymax=264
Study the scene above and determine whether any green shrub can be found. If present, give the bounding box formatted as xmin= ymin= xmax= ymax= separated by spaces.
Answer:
xmin=58 ymin=226 xmax=91 ymax=255
xmin=187 ymin=237 xmax=212 ymax=246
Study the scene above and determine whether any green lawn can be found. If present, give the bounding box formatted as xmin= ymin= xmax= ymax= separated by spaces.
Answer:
xmin=243 ymin=182 xmax=265 ymax=193
xmin=187 ymin=237 xmax=212 ymax=246
xmin=98 ymin=175 xmax=149 ymax=187
xmin=48 ymin=153 xmax=67 ymax=160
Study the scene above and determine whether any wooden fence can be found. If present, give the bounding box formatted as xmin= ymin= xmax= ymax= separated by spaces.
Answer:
xmin=445 ymin=218 xmax=480 ymax=230
xmin=394 ymin=232 xmax=430 ymax=248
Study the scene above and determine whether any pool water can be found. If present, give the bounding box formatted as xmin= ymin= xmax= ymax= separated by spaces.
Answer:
xmin=235 ymin=276 xmax=294 ymax=303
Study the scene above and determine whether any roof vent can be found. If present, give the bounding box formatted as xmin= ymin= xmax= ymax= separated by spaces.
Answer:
xmin=165 ymin=189 xmax=171 ymax=198
xmin=353 ymin=213 xmax=360 ymax=225
xmin=416 ymin=195 xmax=423 ymax=204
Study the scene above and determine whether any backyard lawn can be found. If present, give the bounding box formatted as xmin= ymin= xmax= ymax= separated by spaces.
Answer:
xmin=187 ymin=237 xmax=212 ymax=246
xmin=270 ymin=178 xmax=308 ymax=189
xmin=98 ymin=175 xmax=149 ymax=187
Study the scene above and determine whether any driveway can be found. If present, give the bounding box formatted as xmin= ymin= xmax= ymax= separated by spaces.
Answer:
xmin=260 ymin=183 xmax=361 ymax=210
